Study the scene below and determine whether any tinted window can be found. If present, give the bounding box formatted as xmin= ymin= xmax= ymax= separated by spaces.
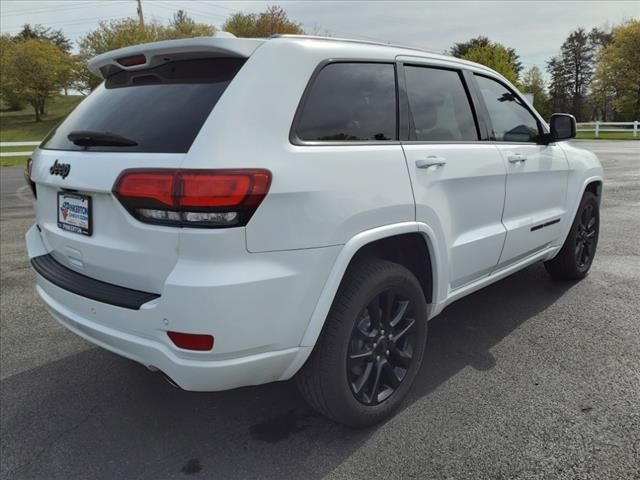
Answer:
xmin=475 ymin=75 xmax=540 ymax=142
xmin=42 ymin=57 xmax=245 ymax=153
xmin=404 ymin=66 xmax=478 ymax=141
xmin=295 ymin=63 xmax=396 ymax=142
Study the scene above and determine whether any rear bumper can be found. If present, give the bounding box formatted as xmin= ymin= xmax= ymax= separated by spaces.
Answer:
xmin=31 ymin=253 xmax=159 ymax=310
xmin=37 ymin=282 xmax=308 ymax=391
xmin=26 ymin=224 xmax=336 ymax=391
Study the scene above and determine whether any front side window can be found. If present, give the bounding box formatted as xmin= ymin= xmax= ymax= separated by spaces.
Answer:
xmin=404 ymin=66 xmax=478 ymax=141
xmin=475 ymin=75 xmax=541 ymax=142
xmin=294 ymin=62 xmax=397 ymax=142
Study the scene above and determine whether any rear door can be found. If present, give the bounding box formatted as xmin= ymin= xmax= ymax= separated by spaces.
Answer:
xmin=398 ymin=61 xmax=507 ymax=292
xmin=472 ymin=74 xmax=569 ymax=269
xmin=31 ymin=56 xmax=246 ymax=292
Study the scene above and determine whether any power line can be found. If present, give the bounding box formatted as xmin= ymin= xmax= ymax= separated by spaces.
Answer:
xmin=0 ymin=3 xmax=227 ymax=35
xmin=1 ymin=14 xmax=133 ymax=33
xmin=153 ymin=1 xmax=228 ymax=20
xmin=155 ymin=1 xmax=236 ymax=13
xmin=197 ymin=2 xmax=236 ymax=13
xmin=1 ymin=1 xmax=129 ymax=17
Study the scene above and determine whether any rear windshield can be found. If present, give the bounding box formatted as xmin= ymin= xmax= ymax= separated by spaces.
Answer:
xmin=42 ymin=57 xmax=245 ymax=153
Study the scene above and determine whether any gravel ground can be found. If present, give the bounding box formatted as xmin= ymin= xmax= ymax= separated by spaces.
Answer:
xmin=1 ymin=140 xmax=639 ymax=479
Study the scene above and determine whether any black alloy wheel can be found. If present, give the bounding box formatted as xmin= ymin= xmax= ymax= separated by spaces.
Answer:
xmin=544 ymin=190 xmax=599 ymax=280
xmin=296 ymin=257 xmax=428 ymax=427
xmin=347 ymin=290 xmax=417 ymax=405
xmin=575 ymin=201 xmax=597 ymax=268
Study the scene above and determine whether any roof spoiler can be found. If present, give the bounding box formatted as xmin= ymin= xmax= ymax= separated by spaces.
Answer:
xmin=88 ymin=36 xmax=265 ymax=79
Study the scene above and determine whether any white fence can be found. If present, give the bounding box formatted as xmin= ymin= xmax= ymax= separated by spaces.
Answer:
xmin=576 ymin=121 xmax=638 ymax=138
xmin=0 ymin=141 xmax=40 ymax=158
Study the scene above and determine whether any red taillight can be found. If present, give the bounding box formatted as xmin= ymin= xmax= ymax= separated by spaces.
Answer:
xmin=178 ymin=172 xmax=252 ymax=207
xmin=167 ymin=331 xmax=214 ymax=351
xmin=117 ymin=172 xmax=174 ymax=207
xmin=117 ymin=54 xmax=146 ymax=67
xmin=113 ymin=169 xmax=272 ymax=228
xmin=24 ymin=158 xmax=36 ymax=198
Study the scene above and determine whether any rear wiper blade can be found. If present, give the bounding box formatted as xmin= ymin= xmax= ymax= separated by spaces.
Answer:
xmin=68 ymin=130 xmax=138 ymax=147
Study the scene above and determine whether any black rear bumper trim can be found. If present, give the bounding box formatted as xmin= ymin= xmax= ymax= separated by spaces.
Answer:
xmin=31 ymin=254 xmax=160 ymax=310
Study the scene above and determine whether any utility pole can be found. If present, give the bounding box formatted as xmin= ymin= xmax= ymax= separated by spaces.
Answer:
xmin=136 ymin=0 xmax=145 ymax=29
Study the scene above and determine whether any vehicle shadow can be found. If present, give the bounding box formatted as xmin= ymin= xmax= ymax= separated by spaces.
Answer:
xmin=0 ymin=264 xmax=575 ymax=480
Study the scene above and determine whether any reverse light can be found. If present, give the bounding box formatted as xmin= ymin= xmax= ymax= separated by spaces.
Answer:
xmin=167 ymin=331 xmax=214 ymax=351
xmin=113 ymin=169 xmax=272 ymax=228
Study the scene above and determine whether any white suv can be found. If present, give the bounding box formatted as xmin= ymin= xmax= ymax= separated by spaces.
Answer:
xmin=25 ymin=35 xmax=603 ymax=427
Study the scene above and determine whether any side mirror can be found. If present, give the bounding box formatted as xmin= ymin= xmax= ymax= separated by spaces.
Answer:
xmin=549 ymin=113 xmax=576 ymax=142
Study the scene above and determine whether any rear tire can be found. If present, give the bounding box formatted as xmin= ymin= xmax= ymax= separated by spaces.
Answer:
xmin=545 ymin=191 xmax=599 ymax=280
xmin=296 ymin=257 xmax=428 ymax=427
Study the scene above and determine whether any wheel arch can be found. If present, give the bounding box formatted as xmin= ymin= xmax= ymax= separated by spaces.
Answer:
xmin=584 ymin=178 xmax=603 ymax=203
xmin=552 ymin=174 xmax=604 ymax=260
xmin=575 ymin=175 xmax=604 ymax=218
xmin=298 ymin=222 xmax=441 ymax=349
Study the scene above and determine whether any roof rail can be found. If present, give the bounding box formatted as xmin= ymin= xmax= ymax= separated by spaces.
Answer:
xmin=270 ymin=34 xmax=443 ymax=56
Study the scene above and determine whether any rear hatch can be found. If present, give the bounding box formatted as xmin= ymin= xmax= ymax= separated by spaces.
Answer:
xmin=30 ymin=39 xmax=260 ymax=293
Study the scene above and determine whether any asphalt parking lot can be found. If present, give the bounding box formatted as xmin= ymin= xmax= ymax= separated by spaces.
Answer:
xmin=1 ymin=140 xmax=639 ymax=480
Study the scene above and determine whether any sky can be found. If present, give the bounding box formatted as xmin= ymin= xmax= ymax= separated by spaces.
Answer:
xmin=1 ymin=0 xmax=638 ymax=73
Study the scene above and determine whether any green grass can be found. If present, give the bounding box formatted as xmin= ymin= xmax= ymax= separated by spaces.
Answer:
xmin=0 ymin=154 xmax=32 ymax=167
xmin=0 ymin=95 xmax=83 ymax=166
xmin=0 ymin=95 xmax=82 ymax=141
xmin=575 ymin=131 xmax=639 ymax=140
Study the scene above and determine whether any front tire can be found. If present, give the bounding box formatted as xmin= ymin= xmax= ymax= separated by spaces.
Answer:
xmin=545 ymin=191 xmax=600 ymax=280
xmin=296 ymin=257 xmax=428 ymax=427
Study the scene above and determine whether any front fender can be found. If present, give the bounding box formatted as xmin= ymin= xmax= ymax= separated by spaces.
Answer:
xmin=556 ymin=142 xmax=604 ymax=252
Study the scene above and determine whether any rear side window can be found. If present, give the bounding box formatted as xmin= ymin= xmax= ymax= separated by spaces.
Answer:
xmin=404 ymin=66 xmax=478 ymax=141
xmin=294 ymin=62 xmax=397 ymax=142
xmin=474 ymin=74 xmax=541 ymax=142
xmin=42 ymin=57 xmax=246 ymax=153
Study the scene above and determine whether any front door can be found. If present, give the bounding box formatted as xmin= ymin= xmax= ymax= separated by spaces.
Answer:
xmin=473 ymin=74 xmax=569 ymax=269
xmin=400 ymin=63 xmax=507 ymax=292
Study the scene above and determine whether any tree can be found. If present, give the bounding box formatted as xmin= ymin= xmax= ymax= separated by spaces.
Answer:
xmin=547 ymin=27 xmax=611 ymax=120
xmin=76 ymin=14 xmax=215 ymax=92
xmin=171 ymin=9 xmax=193 ymax=27
xmin=12 ymin=24 xmax=72 ymax=52
xmin=166 ymin=9 xmax=215 ymax=39
xmin=460 ymin=43 xmax=520 ymax=85
xmin=547 ymin=55 xmax=572 ymax=113
xmin=70 ymin=54 xmax=97 ymax=96
xmin=521 ymin=66 xmax=550 ymax=120
xmin=560 ymin=28 xmax=597 ymax=120
xmin=591 ymin=56 xmax=617 ymax=121
xmin=589 ymin=26 xmax=614 ymax=50
xmin=79 ymin=18 xmax=164 ymax=58
xmin=223 ymin=13 xmax=260 ymax=38
xmin=593 ymin=20 xmax=640 ymax=120
xmin=222 ymin=5 xmax=303 ymax=37
xmin=0 ymin=35 xmax=25 ymax=110
xmin=9 ymin=24 xmax=75 ymax=96
xmin=2 ymin=39 xmax=72 ymax=121
xmin=451 ymin=36 xmax=522 ymax=77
